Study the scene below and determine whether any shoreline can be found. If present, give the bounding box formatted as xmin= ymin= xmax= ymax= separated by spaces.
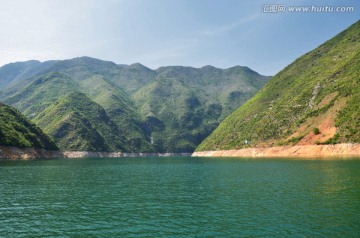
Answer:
xmin=0 ymin=146 xmax=191 ymax=160
xmin=0 ymin=146 xmax=63 ymax=160
xmin=1 ymin=144 xmax=360 ymax=160
xmin=192 ymin=143 xmax=360 ymax=159
xmin=62 ymin=151 xmax=192 ymax=158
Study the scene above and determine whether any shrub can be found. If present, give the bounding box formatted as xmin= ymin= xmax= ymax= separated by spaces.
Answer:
xmin=313 ymin=127 xmax=320 ymax=135
xmin=288 ymin=135 xmax=304 ymax=144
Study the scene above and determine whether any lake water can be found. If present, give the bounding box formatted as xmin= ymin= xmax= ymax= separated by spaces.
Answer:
xmin=0 ymin=157 xmax=359 ymax=237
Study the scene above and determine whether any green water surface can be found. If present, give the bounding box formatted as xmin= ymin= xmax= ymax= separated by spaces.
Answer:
xmin=0 ymin=157 xmax=359 ymax=237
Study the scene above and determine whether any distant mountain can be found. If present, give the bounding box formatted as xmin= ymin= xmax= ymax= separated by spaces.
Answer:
xmin=0 ymin=102 xmax=57 ymax=150
xmin=132 ymin=65 xmax=268 ymax=152
xmin=0 ymin=60 xmax=57 ymax=89
xmin=196 ymin=20 xmax=360 ymax=151
xmin=0 ymin=57 xmax=270 ymax=152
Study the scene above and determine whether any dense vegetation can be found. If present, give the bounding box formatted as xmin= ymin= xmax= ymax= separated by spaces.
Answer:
xmin=0 ymin=57 xmax=269 ymax=152
xmin=197 ymin=20 xmax=360 ymax=151
xmin=33 ymin=92 xmax=128 ymax=152
xmin=0 ymin=102 xmax=58 ymax=149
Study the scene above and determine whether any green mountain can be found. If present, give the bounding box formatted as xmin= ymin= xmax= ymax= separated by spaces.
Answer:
xmin=0 ymin=57 xmax=270 ymax=152
xmin=33 ymin=92 xmax=128 ymax=152
xmin=196 ymin=20 xmax=360 ymax=151
xmin=76 ymin=74 xmax=153 ymax=152
xmin=3 ymin=72 xmax=79 ymax=118
xmin=133 ymin=65 xmax=268 ymax=152
xmin=0 ymin=102 xmax=57 ymax=150
xmin=2 ymin=69 xmax=153 ymax=152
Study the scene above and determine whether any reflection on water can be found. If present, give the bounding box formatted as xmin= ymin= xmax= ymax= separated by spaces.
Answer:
xmin=0 ymin=157 xmax=359 ymax=237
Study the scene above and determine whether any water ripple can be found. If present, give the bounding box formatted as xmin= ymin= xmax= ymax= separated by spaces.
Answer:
xmin=0 ymin=158 xmax=360 ymax=237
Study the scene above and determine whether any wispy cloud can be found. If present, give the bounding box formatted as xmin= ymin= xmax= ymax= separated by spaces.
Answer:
xmin=201 ymin=14 xmax=260 ymax=36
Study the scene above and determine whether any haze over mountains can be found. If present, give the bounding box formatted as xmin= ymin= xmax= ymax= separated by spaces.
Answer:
xmin=197 ymin=20 xmax=360 ymax=152
xmin=0 ymin=58 xmax=270 ymax=152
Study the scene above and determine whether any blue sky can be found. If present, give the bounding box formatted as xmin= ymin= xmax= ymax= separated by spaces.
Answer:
xmin=0 ymin=0 xmax=359 ymax=75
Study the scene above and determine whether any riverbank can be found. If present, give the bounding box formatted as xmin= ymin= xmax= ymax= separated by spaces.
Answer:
xmin=192 ymin=143 xmax=360 ymax=158
xmin=0 ymin=146 xmax=63 ymax=160
xmin=2 ymin=144 xmax=359 ymax=160
xmin=0 ymin=146 xmax=191 ymax=159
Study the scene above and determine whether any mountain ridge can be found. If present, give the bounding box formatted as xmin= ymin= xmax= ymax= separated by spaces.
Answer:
xmin=0 ymin=57 xmax=270 ymax=152
xmin=0 ymin=56 xmax=267 ymax=77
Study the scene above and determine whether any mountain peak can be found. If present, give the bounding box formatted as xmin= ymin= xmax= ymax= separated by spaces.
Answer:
xmin=129 ymin=63 xmax=151 ymax=70
xmin=201 ymin=65 xmax=216 ymax=69
xmin=226 ymin=65 xmax=263 ymax=76
xmin=70 ymin=56 xmax=117 ymax=66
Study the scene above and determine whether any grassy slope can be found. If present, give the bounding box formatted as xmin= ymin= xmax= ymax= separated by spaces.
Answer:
xmin=0 ymin=102 xmax=58 ymax=149
xmin=197 ymin=20 xmax=360 ymax=151
xmin=33 ymin=92 xmax=128 ymax=152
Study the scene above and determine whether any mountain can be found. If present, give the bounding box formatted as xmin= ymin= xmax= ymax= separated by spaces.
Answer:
xmin=33 ymin=92 xmax=128 ymax=152
xmin=132 ymin=65 xmax=268 ymax=152
xmin=0 ymin=102 xmax=57 ymax=150
xmin=196 ymin=20 xmax=360 ymax=151
xmin=3 ymin=72 xmax=79 ymax=118
xmin=2 ymin=66 xmax=153 ymax=152
xmin=0 ymin=57 xmax=270 ymax=152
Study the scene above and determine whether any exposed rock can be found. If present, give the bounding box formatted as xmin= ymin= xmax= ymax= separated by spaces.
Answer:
xmin=0 ymin=146 xmax=62 ymax=160
xmin=192 ymin=143 xmax=360 ymax=159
